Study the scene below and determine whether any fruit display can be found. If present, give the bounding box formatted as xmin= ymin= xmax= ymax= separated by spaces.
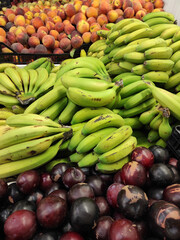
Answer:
xmin=0 ymin=0 xmax=164 ymax=55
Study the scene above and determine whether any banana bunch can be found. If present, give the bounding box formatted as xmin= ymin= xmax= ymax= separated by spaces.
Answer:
xmin=0 ymin=113 xmax=72 ymax=178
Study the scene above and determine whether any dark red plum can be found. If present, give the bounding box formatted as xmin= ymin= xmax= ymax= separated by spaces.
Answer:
xmin=131 ymin=147 xmax=154 ymax=169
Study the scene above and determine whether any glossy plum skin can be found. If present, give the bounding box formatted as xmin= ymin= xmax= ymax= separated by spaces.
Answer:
xmin=131 ymin=147 xmax=154 ymax=169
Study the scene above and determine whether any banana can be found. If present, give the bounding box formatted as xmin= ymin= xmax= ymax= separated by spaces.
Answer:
xmin=0 ymin=83 xmax=16 ymax=96
xmin=36 ymin=60 xmax=49 ymax=70
xmin=0 ymin=63 xmax=16 ymax=72
xmin=150 ymin=24 xmax=178 ymax=38
xmin=0 ymin=138 xmax=63 ymax=178
xmin=172 ymin=29 xmax=180 ymax=42
xmin=104 ymin=43 xmax=116 ymax=54
xmin=0 ymin=72 xmax=19 ymax=94
xmin=147 ymin=129 xmax=159 ymax=143
xmin=67 ymin=82 xmax=121 ymax=108
xmin=58 ymin=100 xmax=79 ymax=125
xmin=4 ymin=67 xmax=24 ymax=93
xmin=24 ymin=85 xmax=67 ymax=114
xmin=11 ymin=105 xmax=24 ymax=114
xmin=172 ymin=59 xmax=180 ymax=74
xmin=160 ymin=26 xmax=180 ymax=40
xmin=123 ymin=117 xmax=143 ymax=129
xmin=124 ymin=28 xmax=153 ymax=44
xmin=155 ymin=138 xmax=167 ymax=148
xmin=0 ymin=125 xmax=14 ymax=137
xmin=71 ymin=107 xmax=112 ymax=124
xmin=175 ymin=84 xmax=180 ymax=92
xmin=82 ymin=113 xmax=124 ymax=136
xmin=108 ymin=30 xmax=121 ymax=42
xmin=170 ymin=40 xmax=180 ymax=53
xmin=107 ymin=63 xmax=126 ymax=76
xmin=124 ymin=88 xmax=152 ymax=109
xmin=88 ymin=39 xmax=106 ymax=53
xmin=114 ymin=34 xmax=129 ymax=46
xmin=149 ymin=113 xmax=163 ymax=130
xmin=40 ymin=97 xmax=68 ymax=121
xmin=144 ymin=59 xmax=174 ymax=71
xmin=59 ymin=139 xmax=70 ymax=151
xmin=119 ymin=98 xmax=156 ymax=117
xmin=113 ymin=44 xmax=138 ymax=61
xmin=94 ymin=125 xmax=132 ymax=154
xmin=165 ymin=71 xmax=180 ymax=89
xmin=95 ymin=156 xmax=129 ymax=174
xmin=97 ymin=29 xmax=109 ymax=39
xmin=171 ymin=50 xmax=180 ymax=63
xmin=139 ymin=105 xmax=160 ymax=125
xmin=106 ymin=23 xmax=114 ymax=30
xmin=158 ymin=116 xmax=172 ymax=141
xmin=16 ymin=68 xmax=29 ymax=94
xmin=144 ymin=17 xmax=174 ymax=27
xmin=31 ymin=68 xmax=49 ymax=94
xmin=0 ymin=94 xmax=20 ymax=108
xmin=144 ymin=47 xmax=173 ymax=60
xmin=61 ymin=75 xmax=114 ymax=92
xmin=0 ymin=109 xmax=14 ymax=120
xmin=45 ymin=158 xmax=69 ymax=172
xmin=112 ymin=18 xmax=140 ymax=31
xmin=51 ymin=65 xmax=61 ymax=73
xmin=136 ymin=37 xmax=167 ymax=52
xmin=71 ymin=122 xmax=87 ymax=133
xmin=78 ymin=151 xmax=99 ymax=168
xmin=100 ymin=55 xmax=111 ymax=65
xmin=69 ymin=152 xmax=86 ymax=163
xmin=119 ymin=61 xmax=136 ymax=72
xmin=120 ymin=21 xmax=149 ymax=35
xmin=98 ymin=136 xmax=137 ymax=164
xmin=24 ymin=57 xmax=48 ymax=70
xmin=76 ymin=127 xmax=117 ymax=154
xmin=68 ymin=129 xmax=86 ymax=152
xmin=123 ymin=52 xmax=145 ymax=64
xmin=27 ymin=69 xmax=38 ymax=93
xmin=108 ymin=46 xmax=125 ymax=59
xmin=142 ymin=71 xmax=169 ymax=83
xmin=120 ymin=80 xmax=151 ymax=98
xmin=62 ymin=67 xmax=101 ymax=79
xmin=131 ymin=64 xmax=149 ymax=75
xmin=144 ymin=82 xmax=180 ymax=120
xmin=113 ymin=75 xmax=141 ymax=86
xmin=165 ymin=39 xmax=173 ymax=47
xmin=143 ymin=11 xmax=175 ymax=23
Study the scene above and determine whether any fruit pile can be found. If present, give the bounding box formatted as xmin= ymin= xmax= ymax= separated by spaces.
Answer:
xmin=0 ymin=146 xmax=180 ymax=240
xmin=0 ymin=0 xmax=164 ymax=54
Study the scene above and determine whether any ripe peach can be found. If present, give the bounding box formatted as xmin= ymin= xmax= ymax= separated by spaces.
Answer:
xmin=26 ymin=25 xmax=36 ymax=36
xmin=39 ymin=12 xmax=48 ymax=22
xmin=135 ymin=9 xmax=147 ymax=19
xmin=58 ymin=32 xmax=67 ymax=41
xmin=53 ymin=16 xmax=62 ymax=24
xmin=71 ymin=35 xmax=83 ymax=49
xmin=59 ymin=37 xmax=71 ymax=52
xmin=47 ymin=9 xmax=58 ymax=18
xmin=14 ymin=15 xmax=25 ymax=26
xmin=23 ymin=7 xmax=29 ymax=13
xmin=0 ymin=27 xmax=6 ymax=37
xmin=80 ymin=5 xmax=88 ymax=14
xmin=9 ymin=26 xmax=17 ymax=34
xmin=91 ymin=0 xmax=100 ymax=8
xmin=107 ymin=10 xmax=119 ymax=23
xmin=124 ymin=7 xmax=135 ymax=18
xmin=97 ymin=14 xmax=108 ymax=26
xmin=53 ymin=48 xmax=64 ymax=54
xmin=116 ymin=16 xmax=125 ymax=23
xmin=11 ymin=42 xmax=24 ymax=53
xmin=50 ymin=29 xmax=59 ymax=40
xmin=63 ymin=19 xmax=71 ymax=25
xmin=7 ymin=13 xmax=16 ymax=23
xmin=122 ymin=0 xmax=132 ymax=10
xmin=90 ymin=31 xmax=99 ymax=43
xmin=55 ymin=22 xmax=64 ymax=32
xmin=82 ymin=31 xmax=91 ymax=43
xmin=37 ymin=30 xmax=47 ymax=40
xmin=34 ymin=44 xmax=48 ymax=53
xmin=89 ymin=22 xmax=101 ymax=33
xmin=99 ymin=1 xmax=112 ymax=15
xmin=0 ymin=36 xmax=6 ymax=43
xmin=144 ymin=2 xmax=154 ymax=13
xmin=31 ymin=17 xmax=44 ymax=29
xmin=15 ymin=7 xmax=25 ymax=16
xmin=24 ymin=11 xmax=33 ymax=20
xmin=6 ymin=32 xmax=16 ymax=44
xmin=64 ymin=23 xmax=75 ymax=35
xmin=4 ymin=9 xmax=14 ymax=18
xmin=152 ymin=8 xmax=164 ymax=12
xmin=54 ymin=40 xmax=60 ymax=48
xmin=87 ymin=17 xmax=96 ymax=26
xmin=5 ymin=22 xmax=14 ymax=31
xmin=74 ymin=1 xmax=82 ymax=12
xmin=74 ymin=12 xmax=86 ymax=25
xmin=29 ymin=47 xmax=35 ymax=54
xmin=64 ymin=4 xmax=76 ymax=17
xmin=2 ymin=47 xmax=13 ymax=53
xmin=132 ymin=0 xmax=143 ymax=13
xmin=112 ymin=0 xmax=123 ymax=9
xmin=57 ymin=9 xmax=66 ymax=20
xmin=86 ymin=7 xmax=98 ymax=18
xmin=33 ymin=12 xmax=40 ymax=18
xmin=71 ymin=30 xmax=81 ymax=38
xmin=115 ymin=8 xmax=124 ymax=16
xmin=42 ymin=34 xmax=55 ymax=49
xmin=77 ymin=20 xmax=90 ymax=34
xmin=46 ymin=21 xmax=55 ymax=31
xmin=15 ymin=26 xmax=26 ymax=37
xmin=38 ymin=26 xmax=48 ymax=34
xmin=138 ymin=0 xmax=146 ymax=7
xmin=154 ymin=0 xmax=164 ymax=8
xmin=28 ymin=36 xmax=40 ymax=47
xmin=16 ymin=32 xmax=29 ymax=45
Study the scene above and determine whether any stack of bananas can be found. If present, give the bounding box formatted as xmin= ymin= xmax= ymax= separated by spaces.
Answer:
xmin=0 ymin=113 xmax=72 ymax=178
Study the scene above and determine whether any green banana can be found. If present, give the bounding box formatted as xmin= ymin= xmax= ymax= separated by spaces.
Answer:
xmin=114 ymin=33 xmax=129 ymax=46
xmin=118 ymin=98 xmax=156 ymax=118
xmin=58 ymin=100 xmax=79 ymax=125
xmin=95 ymin=156 xmax=129 ymax=173
xmin=4 ymin=67 xmax=24 ymax=93
xmin=144 ymin=47 xmax=173 ymax=59
xmin=108 ymin=46 xmax=125 ymax=59
xmin=114 ymin=75 xmax=142 ymax=86
xmin=172 ymin=29 xmax=180 ymax=42
xmin=113 ymin=44 xmax=138 ymax=61
xmin=94 ymin=125 xmax=132 ymax=154
xmin=0 ymin=73 xmax=19 ymax=94
xmin=0 ymin=63 xmax=16 ymax=72
xmin=144 ymin=59 xmax=174 ymax=71
xmin=149 ymin=113 xmax=163 ymax=130
xmin=175 ymin=84 xmax=180 ymax=92
xmin=165 ymin=72 xmax=180 ymax=89
xmin=0 ymin=109 xmax=14 ymax=120
xmin=0 ymin=125 xmax=15 ymax=137
xmin=142 ymin=71 xmax=169 ymax=83
xmin=62 ymin=67 xmax=100 ymax=79
xmin=71 ymin=107 xmax=112 ymax=124
xmin=27 ymin=69 xmax=38 ymax=93
xmin=16 ymin=68 xmax=29 ymax=94
xmin=120 ymin=21 xmax=149 ymax=35
xmin=78 ymin=152 xmax=99 ymax=168
xmin=158 ymin=116 xmax=172 ymax=141
xmin=51 ymin=65 xmax=61 ymax=73
xmin=160 ymin=26 xmax=180 ymax=40
xmin=139 ymin=105 xmax=160 ymax=125
xmin=106 ymin=23 xmax=114 ymax=30
xmin=0 ymin=94 xmax=20 ymax=108
xmin=82 ymin=113 xmax=124 ymax=136
xmin=88 ymin=39 xmax=106 ymax=53
xmin=144 ymin=17 xmax=174 ymax=27
xmin=107 ymin=63 xmax=126 ymax=76
xmin=172 ymin=59 xmax=180 ymax=74
xmin=128 ymin=38 xmax=150 ymax=46
xmin=131 ymin=64 xmax=149 ymax=75
xmin=123 ymin=117 xmax=143 ymax=129
xmin=119 ymin=61 xmax=136 ymax=72
xmin=148 ymin=129 xmax=160 ymax=143
xmin=150 ymin=24 xmax=178 ymax=38
xmin=165 ymin=39 xmax=173 ymax=47
xmin=124 ymin=28 xmax=153 ymax=44
xmin=71 ymin=122 xmax=87 ymax=133
xmin=97 ymin=29 xmax=109 ymax=38
xmin=11 ymin=105 xmax=24 ymax=114
xmin=45 ymin=158 xmax=69 ymax=172
xmin=31 ymin=68 xmax=49 ymax=94
xmin=155 ymin=138 xmax=167 ymax=148
xmin=0 ymin=83 xmax=16 ymax=97
xmin=24 ymin=57 xmax=49 ymax=70
xmin=104 ymin=43 xmax=116 ymax=54
xmin=171 ymin=50 xmax=180 ymax=63
xmin=98 ymin=136 xmax=137 ymax=164
xmin=143 ymin=11 xmax=175 ymax=22
xmin=108 ymin=30 xmax=121 ymax=42
xmin=136 ymin=37 xmax=167 ymax=52
xmin=69 ymin=152 xmax=86 ymax=163
xmin=68 ymin=128 xmax=86 ymax=152
xmin=124 ymin=52 xmax=145 ymax=64
xmin=170 ymin=40 xmax=180 ymax=53
xmin=112 ymin=18 xmax=140 ymax=32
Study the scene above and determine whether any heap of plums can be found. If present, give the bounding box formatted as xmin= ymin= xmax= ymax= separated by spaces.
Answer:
xmin=0 ymin=145 xmax=180 ymax=240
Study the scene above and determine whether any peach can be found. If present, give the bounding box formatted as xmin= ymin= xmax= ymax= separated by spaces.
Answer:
xmin=124 ymin=7 xmax=135 ymax=18
xmin=42 ymin=34 xmax=55 ymax=49
xmin=138 ymin=0 xmax=146 ymax=7
xmin=64 ymin=23 xmax=75 ymax=35
xmin=107 ymin=10 xmax=119 ymax=23
xmin=71 ymin=35 xmax=83 ymax=49
xmin=99 ymin=1 xmax=112 ymax=15
xmin=112 ymin=0 xmax=123 ymax=9
xmin=28 ymin=36 xmax=40 ymax=47
xmin=5 ymin=22 xmax=14 ymax=31
xmin=58 ymin=32 xmax=67 ymax=41
xmin=14 ymin=15 xmax=25 ymax=26
xmin=33 ymin=12 xmax=40 ymax=18
xmin=89 ymin=22 xmax=101 ymax=33
xmin=74 ymin=12 xmax=86 ymax=25
xmin=135 ymin=9 xmax=147 ymax=19
xmin=54 ymin=40 xmax=60 ymax=48
xmin=23 ymin=7 xmax=29 ymax=13
xmin=97 ymin=14 xmax=108 ymax=26
xmin=15 ymin=26 xmax=26 ymax=37
xmin=86 ymin=7 xmax=98 ymax=18
xmin=63 ymin=19 xmax=71 ymax=25
xmin=82 ymin=31 xmax=91 ymax=43
xmin=21 ymin=48 xmax=30 ymax=54
xmin=90 ymin=31 xmax=99 ymax=43
xmin=87 ymin=17 xmax=96 ymax=26
xmin=37 ymin=30 xmax=47 ymax=40
xmin=34 ymin=44 xmax=48 ymax=53
xmin=16 ymin=32 xmax=29 ymax=45
xmin=115 ymin=8 xmax=124 ymax=16
xmin=77 ymin=20 xmax=90 ymax=34
xmin=29 ymin=47 xmax=35 ymax=54
xmin=39 ymin=12 xmax=48 ymax=22
xmin=47 ymin=9 xmax=58 ymax=18
xmin=11 ymin=42 xmax=24 ymax=53
xmin=0 ymin=36 xmax=6 ymax=43
xmin=57 ymin=9 xmax=66 ymax=20
xmin=74 ymin=1 xmax=82 ymax=12
xmin=53 ymin=48 xmax=64 ymax=54
xmin=59 ymin=37 xmax=71 ymax=52
xmin=132 ymin=0 xmax=143 ymax=13
xmin=0 ymin=27 xmax=6 ymax=37
xmin=152 ymin=8 xmax=164 ymax=12
xmin=91 ymin=0 xmax=100 ymax=8
xmin=53 ymin=16 xmax=62 ymax=24
xmin=0 ymin=16 xmax=7 ymax=26
xmin=80 ymin=5 xmax=88 ymax=14
xmin=144 ymin=2 xmax=154 ymax=13
xmin=71 ymin=30 xmax=81 ymax=38
xmin=31 ymin=17 xmax=44 ymax=29
xmin=122 ymin=0 xmax=133 ymax=10
xmin=15 ymin=7 xmax=25 ymax=16
xmin=2 ymin=47 xmax=13 ymax=53
xmin=55 ymin=22 xmax=64 ymax=32
xmin=24 ymin=11 xmax=33 ymax=20
xmin=4 ymin=9 xmax=14 ymax=18
xmin=50 ymin=29 xmax=59 ymax=40
xmin=64 ymin=4 xmax=76 ymax=17
xmin=7 ymin=13 xmax=16 ymax=22
xmin=37 ymin=26 xmax=48 ymax=34
xmin=26 ymin=25 xmax=36 ymax=36
xmin=6 ymin=32 xmax=16 ymax=44
xmin=154 ymin=0 xmax=164 ymax=8
xmin=9 ymin=26 xmax=17 ymax=34
xmin=46 ymin=21 xmax=55 ymax=31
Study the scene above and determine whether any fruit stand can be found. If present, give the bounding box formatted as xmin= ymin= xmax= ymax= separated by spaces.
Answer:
xmin=0 ymin=0 xmax=180 ymax=240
